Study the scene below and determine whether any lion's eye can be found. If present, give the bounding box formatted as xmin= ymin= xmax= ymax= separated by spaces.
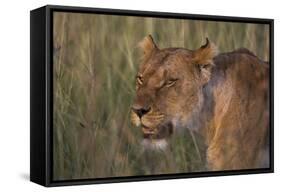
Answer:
xmin=165 ymin=79 xmax=178 ymax=87
xmin=136 ymin=76 xmax=143 ymax=85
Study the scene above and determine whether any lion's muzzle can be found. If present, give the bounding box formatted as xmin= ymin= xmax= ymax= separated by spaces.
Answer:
xmin=131 ymin=109 xmax=173 ymax=143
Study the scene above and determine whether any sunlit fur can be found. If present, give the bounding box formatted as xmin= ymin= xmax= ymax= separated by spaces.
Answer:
xmin=131 ymin=35 xmax=269 ymax=170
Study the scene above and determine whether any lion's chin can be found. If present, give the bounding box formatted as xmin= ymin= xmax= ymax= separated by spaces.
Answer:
xmin=141 ymin=138 xmax=168 ymax=151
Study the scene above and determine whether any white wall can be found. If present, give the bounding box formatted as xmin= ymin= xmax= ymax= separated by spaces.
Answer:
xmin=0 ymin=0 xmax=279 ymax=191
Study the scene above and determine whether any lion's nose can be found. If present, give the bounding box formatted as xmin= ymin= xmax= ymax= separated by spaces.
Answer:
xmin=132 ymin=106 xmax=151 ymax=118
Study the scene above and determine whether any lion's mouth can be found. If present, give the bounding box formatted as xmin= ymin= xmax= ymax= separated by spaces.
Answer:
xmin=130 ymin=110 xmax=173 ymax=142
xmin=142 ymin=126 xmax=156 ymax=138
xmin=141 ymin=122 xmax=173 ymax=139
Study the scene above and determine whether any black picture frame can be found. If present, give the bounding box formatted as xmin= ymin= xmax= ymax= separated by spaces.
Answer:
xmin=30 ymin=4 xmax=274 ymax=187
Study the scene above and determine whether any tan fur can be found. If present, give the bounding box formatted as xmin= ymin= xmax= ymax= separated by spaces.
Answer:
xmin=131 ymin=35 xmax=269 ymax=170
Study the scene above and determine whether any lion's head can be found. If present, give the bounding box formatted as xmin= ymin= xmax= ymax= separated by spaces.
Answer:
xmin=131 ymin=35 xmax=218 ymax=150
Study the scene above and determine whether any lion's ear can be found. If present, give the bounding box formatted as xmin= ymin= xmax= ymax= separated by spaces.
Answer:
xmin=138 ymin=35 xmax=158 ymax=61
xmin=192 ymin=38 xmax=218 ymax=64
xmin=192 ymin=38 xmax=218 ymax=84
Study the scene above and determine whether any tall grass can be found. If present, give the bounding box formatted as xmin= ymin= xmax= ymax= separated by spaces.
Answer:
xmin=53 ymin=12 xmax=269 ymax=180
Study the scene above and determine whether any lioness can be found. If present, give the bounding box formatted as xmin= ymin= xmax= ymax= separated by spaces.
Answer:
xmin=131 ymin=35 xmax=269 ymax=171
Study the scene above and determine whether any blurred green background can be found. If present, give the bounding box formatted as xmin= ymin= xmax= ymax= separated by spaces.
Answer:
xmin=53 ymin=12 xmax=269 ymax=180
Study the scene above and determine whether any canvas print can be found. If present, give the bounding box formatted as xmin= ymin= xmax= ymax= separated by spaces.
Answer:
xmin=53 ymin=12 xmax=270 ymax=180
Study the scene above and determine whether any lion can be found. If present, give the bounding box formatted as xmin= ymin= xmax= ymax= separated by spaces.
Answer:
xmin=131 ymin=35 xmax=269 ymax=171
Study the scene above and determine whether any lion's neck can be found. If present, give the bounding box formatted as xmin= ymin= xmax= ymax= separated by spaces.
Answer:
xmin=193 ymin=60 xmax=234 ymax=144
xmin=182 ymin=64 xmax=231 ymax=144
xmin=189 ymin=85 xmax=216 ymax=140
xmin=183 ymin=90 xmax=205 ymax=133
